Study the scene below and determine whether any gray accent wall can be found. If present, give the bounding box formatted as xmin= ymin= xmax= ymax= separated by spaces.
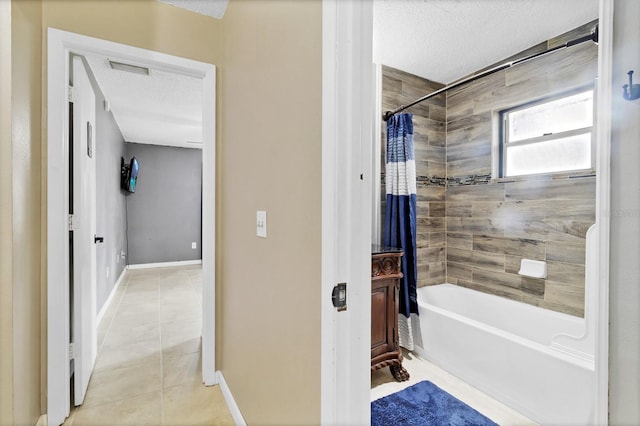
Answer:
xmin=125 ymin=143 xmax=202 ymax=265
xmin=87 ymin=60 xmax=128 ymax=313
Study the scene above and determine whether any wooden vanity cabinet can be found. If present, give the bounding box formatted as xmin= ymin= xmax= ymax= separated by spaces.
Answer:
xmin=371 ymin=247 xmax=409 ymax=382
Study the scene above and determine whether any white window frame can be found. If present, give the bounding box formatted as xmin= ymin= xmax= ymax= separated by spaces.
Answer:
xmin=499 ymin=86 xmax=596 ymax=178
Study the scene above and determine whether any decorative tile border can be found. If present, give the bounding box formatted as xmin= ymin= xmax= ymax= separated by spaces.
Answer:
xmin=383 ymin=174 xmax=496 ymax=188
xmin=447 ymin=174 xmax=492 ymax=187
xmin=416 ymin=175 xmax=446 ymax=187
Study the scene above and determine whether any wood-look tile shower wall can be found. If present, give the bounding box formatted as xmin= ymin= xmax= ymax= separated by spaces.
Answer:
xmin=380 ymin=21 xmax=597 ymax=317
xmin=381 ymin=66 xmax=447 ymax=287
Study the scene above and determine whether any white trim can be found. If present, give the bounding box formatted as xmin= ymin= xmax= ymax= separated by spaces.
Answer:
xmin=96 ymin=267 xmax=127 ymax=326
xmin=595 ymin=0 xmax=612 ymax=423
xmin=215 ymin=371 xmax=246 ymax=426
xmin=36 ymin=415 xmax=47 ymax=426
xmin=201 ymin=65 xmax=217 ymax=386
xmin=321 ymin=1 xmax=374 ymax=424
xmin=127 ymin=259 xmax=202 ymax=270
xmin=46 ymin=28 xmax=216 ymax=425
xmin=320 ymin=0 xmax=338 ymax=419
xmin=47 ymin=28 xmax=72 ymax=426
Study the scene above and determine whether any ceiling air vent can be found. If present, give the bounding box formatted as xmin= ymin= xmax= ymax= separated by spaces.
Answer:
xmin=108 ymin=60 xmax=150 ymax=76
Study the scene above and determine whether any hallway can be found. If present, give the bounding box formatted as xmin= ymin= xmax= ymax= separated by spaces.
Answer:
xmin=64 ymin=265 xmax=234 ymax=425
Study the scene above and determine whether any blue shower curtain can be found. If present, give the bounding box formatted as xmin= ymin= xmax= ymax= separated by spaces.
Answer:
xmin=384 ymin=113 xmax=421 ymax=351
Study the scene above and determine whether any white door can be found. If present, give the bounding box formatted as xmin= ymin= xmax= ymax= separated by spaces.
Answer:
xmin=71 ymin=55 xmax=98 ymax=406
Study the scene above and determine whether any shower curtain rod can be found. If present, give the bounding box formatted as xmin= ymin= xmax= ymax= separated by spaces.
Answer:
xmin=382 ymin=24 xmax=599 ymax=122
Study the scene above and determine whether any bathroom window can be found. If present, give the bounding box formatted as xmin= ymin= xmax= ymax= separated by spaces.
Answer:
xmin=499 ymin=88 xmax=594 ymax=177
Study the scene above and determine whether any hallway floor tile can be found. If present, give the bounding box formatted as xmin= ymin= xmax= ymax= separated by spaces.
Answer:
xmin=64 ymin=265 xmax=234 ymax=426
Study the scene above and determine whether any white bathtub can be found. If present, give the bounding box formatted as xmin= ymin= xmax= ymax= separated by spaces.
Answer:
xmin=414 ymin=283 xmax=596 ymax=425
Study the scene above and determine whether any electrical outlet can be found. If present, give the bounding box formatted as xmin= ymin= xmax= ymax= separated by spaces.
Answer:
xmin=106 ymin=267 xmax=110 ymax=279
xmin=192 ymin=242 xmax=197 ymax=249
xmin=256 ymin=210 xmax=267 ymax=238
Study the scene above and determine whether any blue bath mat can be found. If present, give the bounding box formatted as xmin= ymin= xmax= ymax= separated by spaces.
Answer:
xmin=371 ymin=381 xmax=498 ymax=426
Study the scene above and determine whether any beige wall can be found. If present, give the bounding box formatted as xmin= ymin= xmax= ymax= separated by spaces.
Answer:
xmin=0 ymin=0 xmax=14 ymax=423
xmin=12 ymin=0 xmax=43 ymax=423
xmin=1 ymin=1 xmax=44 ymax=425
xmin=41 ymin=0 xmax=222 ymax=66
xmin=218 ymin=1 xmax=322 ymax=424
xmin=609 ymin=0 xmax=640 ymax=423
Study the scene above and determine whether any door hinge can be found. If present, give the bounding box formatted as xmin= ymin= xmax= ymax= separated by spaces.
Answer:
xmin=67 ymin=86 xmax=76 ymax=102
xmin=68 ymin=343 xmax=74 ymax=360
xmin=331 ymin=282 xmax=347 ymax=312
xmin=68 ymin=214 xmax=76 ymax=231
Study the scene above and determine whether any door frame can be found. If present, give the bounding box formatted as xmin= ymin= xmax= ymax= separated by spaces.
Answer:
xmin=46 ymin=28 xmax=217 ymax=426
xmin=321 ymin=1 xmax=374 ymax=424
xmin=320 ymin=0 xmax=612 ymax=424
xmin=594 ymin=0 xmax=613 ymax=423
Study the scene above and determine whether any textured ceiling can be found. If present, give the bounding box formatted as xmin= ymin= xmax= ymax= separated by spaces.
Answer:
xmin=84 ymin=1 xmax=599 ymax=149
xmin=373 ymin=0 xmax=599 ymax=84
xmin=157 ymin=0 xmax=229 ymax=19
xmin=85 ymin=55 xmax=203 ymax=149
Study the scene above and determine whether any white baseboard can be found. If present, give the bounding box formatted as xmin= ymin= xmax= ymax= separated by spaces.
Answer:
xmin=97 ymin=267 xmax=127 ymax=326
xmin=216 ymin=371 xmax=246 ymax=426
xmin=127 ymin=259 xmax=202 ymax=270
xmin=35 ymin=414 xmax=46 ymax=426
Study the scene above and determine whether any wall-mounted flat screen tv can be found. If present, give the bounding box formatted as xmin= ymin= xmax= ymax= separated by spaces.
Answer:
xmin=121 ymin=156 xmax=140 ymax=193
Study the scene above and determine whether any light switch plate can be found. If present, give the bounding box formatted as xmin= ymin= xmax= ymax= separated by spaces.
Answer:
xmin=192 ymin=242 xmax=197 ymax=249
xmin=256 ymin=210 xmax=267 ymax=238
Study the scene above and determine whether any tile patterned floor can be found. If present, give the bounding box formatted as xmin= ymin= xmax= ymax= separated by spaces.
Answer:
xmin=63 ymin=264 xmax=535 ymax=425
xmin=64 ymin=265 xmax=234 ymax=426
xmin=371 ymin=350 xmax=538 ymax=426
